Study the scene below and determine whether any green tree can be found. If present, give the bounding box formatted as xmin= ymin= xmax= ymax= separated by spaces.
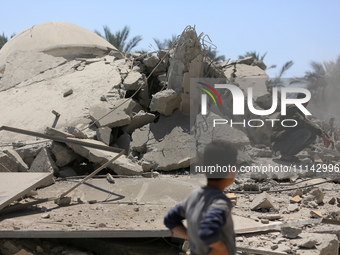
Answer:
xmin=153 ymin=34 xmax=177 ymax=50
xmin=290 ymin=57 xmax=340 ymax=105
xmin=0 ymin=33 xmax=16 ymax=49
xmin=267 ymin=60 xmax=294 ymax=88
xmin=204 ymin=46 xmax=225 ymax=62
xmin=95 ymin=25 xmax=142 ymax=53
xmin=238 ymin=51 xmax=276 ymax=70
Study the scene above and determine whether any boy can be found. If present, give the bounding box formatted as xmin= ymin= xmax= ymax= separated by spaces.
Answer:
xmin=164 ymin=140 xmax=237 ymax=255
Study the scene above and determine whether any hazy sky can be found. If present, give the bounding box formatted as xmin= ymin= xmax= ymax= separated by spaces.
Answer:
xmin=1 ymin=0 xmax=339 ymax=78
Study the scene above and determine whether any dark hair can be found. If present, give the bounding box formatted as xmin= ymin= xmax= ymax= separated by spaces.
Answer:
xmin=203 ymin=140 xmax=238 ymax=180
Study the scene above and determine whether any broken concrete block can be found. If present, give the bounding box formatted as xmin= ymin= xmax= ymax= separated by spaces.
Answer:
xmin=29 ymin=147 xmax=59 ymax=175
xmin=259 ymin=214 xmax=282 ymax=220
xmin=15 ymin=144 xmax=46 ymax=166
xmin=96 ymin=127 xmax=112 ymax=146
xmin=64 ymin=126 xmax=88 ymax=139
xmin=0 ymin=151 xmax=19 ymax=172
xmin=290 ymin=195 xmax=302 ymax=204
xmin=131 ymin=110 xmax=191 ymax=171
xmin=303 ymin=188 xmax=324 ymax=205
xmin=167 ymin=28 xmax=204 ymax=113
xmin=137 ymin=81 xmax=150 ymax=108
xmin=51 ymin=142 xmax=78 ymax=167
xmin=149 ymin=89 xmax=181 ymax=116
xmin=89 ymin=99 xmax=135 ymax=128
xmin=298 ymin=233 xmax=339 ymax=254
xmin=310 ymin=210 xmax=322 ymax=218
xmin=281 ymin=226 xmax=302 ymax=239
xmin=250 ymin=192 xmax=275 ymax=210
xmin=287 ymin=204 xmax=299 ymax=212
xmin=4 ymin=149 xmax=29 ymax=172
xmin=143 ymin=55 xmax=160 ymax=68
xmin=297 ymin=237 xmax=318 ymax=249
xmin=122 ymin=111 xmax=155 ymax=135
xmin=224 ymin=64 xmax=268 ymax=99
xmin=45 ymin=127 xmax=74 ymax=138
xmin=122 ymin=71 xmax=145 ymax=90
xmin=66 ymin=138 xmax=143 ymax=176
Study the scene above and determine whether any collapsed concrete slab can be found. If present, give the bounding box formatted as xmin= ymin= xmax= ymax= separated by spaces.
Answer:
xmin=131 ymin=110 xmax=191 ymax=171
xmin=224 ymin=63 xmax=269 ymax=99
xmin=0 ymin=172 xmax=54 ymax=211
xmin=0 ymin=51 xmax=67 ymax=91
xmin=89 ymin=99 xmax=136 ymax=128
xmin=149 ymin=89 xmax=181 ymax=116
xmin=193 ymin=112 xmax=250 ymax=155
xmin=96 ymin=127 xmax=112 ymax=146
xmin=66 ymin=138 xmax=143 ymax=176
xmin=51 ymin=142 xmax=78 ymax=168
xmin=3 ymin=149 xmax=29 ymax=172
xmin=0 ymin=152 xmax=16 ymax=172
xmin=122 ymin=71 xmax=146 ymax=91
xmin=122 ymin=111 xmax=155 ymax=135
xmin=29 ymin=147 xmax=59 ymax=175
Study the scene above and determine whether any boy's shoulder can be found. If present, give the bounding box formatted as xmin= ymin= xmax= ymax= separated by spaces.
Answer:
xmin=185 ymin=186 xmax=232 ymax=211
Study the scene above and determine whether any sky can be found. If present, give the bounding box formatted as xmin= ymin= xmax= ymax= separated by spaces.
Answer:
xmin=1 ymin=0 xmax=339 ymax=78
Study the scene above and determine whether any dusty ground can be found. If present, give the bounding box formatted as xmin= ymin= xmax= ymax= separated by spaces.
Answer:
xmin=0 ymin=172 xmax=339 ymax=254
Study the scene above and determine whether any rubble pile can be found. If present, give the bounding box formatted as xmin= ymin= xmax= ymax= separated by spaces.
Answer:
xmin=0 ymin=22 xmax=340 ymax=254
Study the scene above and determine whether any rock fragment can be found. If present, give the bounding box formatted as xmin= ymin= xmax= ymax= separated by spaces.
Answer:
xmin=281 ymin=226 xmax=302 ymax=239
xmin=250 ymin=192 xmax=275 ymax=210
xmin=149 ymin=89 xmax=181 ymax=116
xmin=29 ymin=147 xmax=59 ymax=176
xmin=290 ymin=195 xmax=302 ymax=204
xmin=310 ymin=210 xmax=322 ymax=218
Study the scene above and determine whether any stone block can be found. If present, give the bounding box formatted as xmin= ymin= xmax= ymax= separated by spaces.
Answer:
xmin=149 ymin=89 xmax=181 ymax=116
xmin=250 ymin=192 xmax=275 ymax=210
xmin=89 ymin=99 xmax=135 ymax=128
xmin=0 ymin=151 xmax=18 ymax=172
xmin=51 ymin=142 xmax=78 ymax=167
xmin=96 ymin=127 xmax=112 ymax=146
xmin=123 ymin=111 xmax=155 ymax=135
xmin=29 ymin=147 xmax=59 ymax=175
xmin=281 ymin=226 xmax=302 ymax=239
xmin=123 ymin=71 xmax=145 ymax=91
xmin=4 ymin=149 xmax=29 ymax=172
xmin=66 ymin=138 xmax=143 ymax=176
xmin=290 ymin=195 xmax=302 ymax=204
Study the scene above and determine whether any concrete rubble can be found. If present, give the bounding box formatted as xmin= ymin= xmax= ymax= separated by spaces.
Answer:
xmin=0 ymin=22 xmax=340 ymax=254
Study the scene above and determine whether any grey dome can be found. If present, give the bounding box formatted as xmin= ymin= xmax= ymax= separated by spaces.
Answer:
xmin=0 ymin=21 xmax=117 ymax=73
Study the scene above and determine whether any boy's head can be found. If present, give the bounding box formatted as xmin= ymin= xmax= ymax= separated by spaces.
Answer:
xmin=203 ymin=140 xmax=238 ymax=181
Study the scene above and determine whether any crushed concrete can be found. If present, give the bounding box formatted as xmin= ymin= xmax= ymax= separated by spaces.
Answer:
xmin=0 ymin=22 xmax=340 ymax=254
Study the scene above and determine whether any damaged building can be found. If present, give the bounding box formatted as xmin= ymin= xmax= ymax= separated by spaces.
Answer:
xmin=0 ymin=22 xmax=339 ymax=255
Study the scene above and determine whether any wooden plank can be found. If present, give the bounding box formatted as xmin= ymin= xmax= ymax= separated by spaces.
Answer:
xmin=0 ymin=172 xmax=53 ymax=211
xmin=0 ymin=229 xmax=172 ymax=238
